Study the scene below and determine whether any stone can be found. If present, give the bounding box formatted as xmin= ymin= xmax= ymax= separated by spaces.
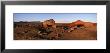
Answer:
xmin=43 ymin=19 xmax=56 ymax=28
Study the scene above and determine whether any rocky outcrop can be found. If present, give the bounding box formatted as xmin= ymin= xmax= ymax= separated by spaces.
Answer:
xmin=43 ymin=19 xmax=56 ymax=28
xmin=68 ymin=20 xmax=95 ymax=28
xmin=68 ymin=20 xmax=84 ymax=28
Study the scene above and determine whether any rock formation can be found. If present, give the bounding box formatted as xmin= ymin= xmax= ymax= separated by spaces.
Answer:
xmin=43 ymin=19 xmax=56 ymax=28
xmin=68 ymin=20 xmax=95 ymax=28
xmin=68 ymin=20 xmax=84 ymax=28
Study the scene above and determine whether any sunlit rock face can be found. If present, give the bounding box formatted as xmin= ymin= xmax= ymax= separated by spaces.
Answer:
xmin=43 ymin=19 xmax=56 ymax=28
xmin=68 ymin=20 xmax=95 ymax=28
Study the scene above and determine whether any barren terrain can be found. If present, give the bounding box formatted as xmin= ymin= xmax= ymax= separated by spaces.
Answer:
xmin=14 ymin=21 xmax=97 ymax=40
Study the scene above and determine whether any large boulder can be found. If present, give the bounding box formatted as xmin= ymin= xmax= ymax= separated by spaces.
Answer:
xmin=43 ymin=19 xmax=56 ymax=28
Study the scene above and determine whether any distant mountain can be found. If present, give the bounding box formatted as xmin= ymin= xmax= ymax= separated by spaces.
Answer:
xmin=16 ymin=21 xmax=41 ymax=22
xmin=68 ymin=20 xmax=96 ymax=28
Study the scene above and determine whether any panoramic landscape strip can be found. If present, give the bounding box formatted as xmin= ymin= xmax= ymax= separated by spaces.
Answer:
xmin=14 ymin=13 xmax=97 ymax=40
